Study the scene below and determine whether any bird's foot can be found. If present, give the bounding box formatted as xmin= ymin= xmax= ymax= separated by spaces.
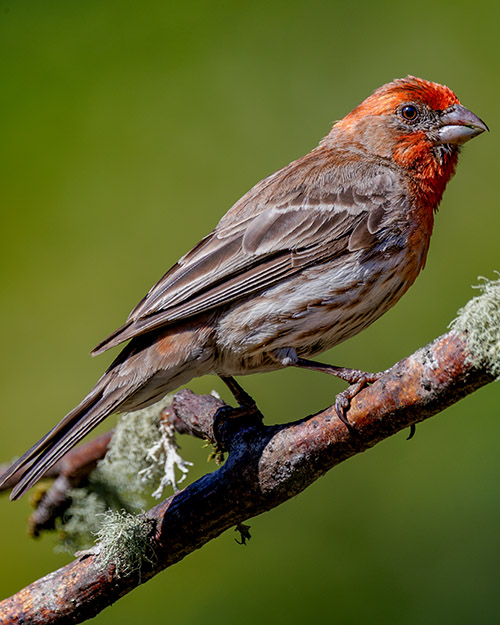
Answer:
xmin=329 ymin=368 xmax=383 ymax=431
xmin=218 ymin=376 xmax=263 ymax=421
xmin=292 ymin=357 xmax=383 ymax=432
xmin=333 ymin=375 xmax=379 ymax=432
xmin=213 ymin=376 xmax=263 ymax=450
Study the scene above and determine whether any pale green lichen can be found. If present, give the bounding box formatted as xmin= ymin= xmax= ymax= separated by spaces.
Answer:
xmin=56 ymin=488 xmax=111 ymax=553
xmin=95 ymin=510 xmax=157 ymax=577
xmin=98 ymin=395 xmax=192 ymax=499
xmin=55 ymin=479 xmax=135 ymax=554
xmin=450 ymin=275 xmax=500 ymax=378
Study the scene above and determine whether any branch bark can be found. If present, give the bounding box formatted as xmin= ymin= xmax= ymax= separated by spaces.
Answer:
xmin=0 ymin=329 xmax=496 ymax=624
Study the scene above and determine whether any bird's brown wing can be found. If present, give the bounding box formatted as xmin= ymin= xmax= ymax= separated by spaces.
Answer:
xmin=93 ymin=154 xmax=403 ymax=355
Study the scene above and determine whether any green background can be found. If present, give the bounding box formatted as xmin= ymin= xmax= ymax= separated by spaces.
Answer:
xmin=0 ymin=0 xmax=498 ymax=623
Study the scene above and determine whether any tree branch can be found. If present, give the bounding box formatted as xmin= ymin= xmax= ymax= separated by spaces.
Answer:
xmin=0 ymin=322 xmax=496 ymax=623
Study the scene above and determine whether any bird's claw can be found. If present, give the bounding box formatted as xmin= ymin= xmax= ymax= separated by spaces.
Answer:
xmin=213 ymin=401 xmax=263 ymax=450
xmin=334 ymin=384 xmax=361 ymax=434
xmin=334 ymin=372 xmax=383 ymax=433
xmin=214 ymin=401 xmax=262 ymax=423
xmin=225 ymin=402 xmax=263 ymax=421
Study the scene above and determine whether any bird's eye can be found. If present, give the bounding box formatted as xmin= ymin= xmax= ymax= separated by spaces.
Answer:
xmin=400 ymin=105 xmax=419 ymax=122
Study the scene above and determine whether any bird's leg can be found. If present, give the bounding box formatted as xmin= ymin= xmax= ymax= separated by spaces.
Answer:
xmin=271 ymin=349 xmax=382 ymax=431
xmin=211 ymin=376 xmax=263 ymax=455
xmin=219 ymin=376 xmax=262 ymax=419
xmin=283 ymin=352 xmax=416 ymax=440
xmin=293 ymin=357 xmax=383 ymax=430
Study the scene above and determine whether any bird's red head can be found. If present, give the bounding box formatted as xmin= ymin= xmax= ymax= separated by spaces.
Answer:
xmin=328 ymin=76 xmax=488 ymax=209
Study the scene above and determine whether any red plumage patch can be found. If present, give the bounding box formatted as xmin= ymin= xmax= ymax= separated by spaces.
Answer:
xmin=341 ymin=75 xmax=460 ymax=124
xmin=372 ymin=75 xmax=460 ymax=111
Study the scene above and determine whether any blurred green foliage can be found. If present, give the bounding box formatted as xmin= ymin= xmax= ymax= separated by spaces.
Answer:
xmin=0 ymin=0 xmax=498 ymax=622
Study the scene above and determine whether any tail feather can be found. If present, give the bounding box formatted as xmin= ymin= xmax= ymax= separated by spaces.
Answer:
xmin=91 ymin=316 xmax=164 ymax=356
xmin=91 ymin=321 xmax=132 ymax=356
xmin=0 ymin=384 xmax=126 ymax=500
xmin=1 ymin=317 xmax=205 ymax=499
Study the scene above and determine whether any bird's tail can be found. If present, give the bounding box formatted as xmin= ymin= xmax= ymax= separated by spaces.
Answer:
xmin=0 ymin=379 xmax=130 ymax=500
xmin=1 ymin=319 xmax=214 ymax=500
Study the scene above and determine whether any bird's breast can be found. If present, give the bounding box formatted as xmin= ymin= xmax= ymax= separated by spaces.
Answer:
xmin=215 ymin=226 xmax=430 ymax=375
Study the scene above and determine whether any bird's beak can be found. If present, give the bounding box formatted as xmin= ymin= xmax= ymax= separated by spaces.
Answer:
xmin=437 ymin=104 xmax=489 ymax=145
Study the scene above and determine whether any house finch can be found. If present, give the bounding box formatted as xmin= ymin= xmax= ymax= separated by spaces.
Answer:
xmin=1 ymin=76 xmax=488 ymax=499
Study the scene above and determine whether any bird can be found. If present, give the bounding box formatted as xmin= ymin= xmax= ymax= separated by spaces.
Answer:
xmin=0 ymin=76 xmax=488 ymax=500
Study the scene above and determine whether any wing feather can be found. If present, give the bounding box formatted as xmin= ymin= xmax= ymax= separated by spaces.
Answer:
xmin=93 ymin=151 xmax=403 ymax=355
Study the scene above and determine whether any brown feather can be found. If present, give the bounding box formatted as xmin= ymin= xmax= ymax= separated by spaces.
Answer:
xmin=93 ymin=154 xmax=405 ymax=355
